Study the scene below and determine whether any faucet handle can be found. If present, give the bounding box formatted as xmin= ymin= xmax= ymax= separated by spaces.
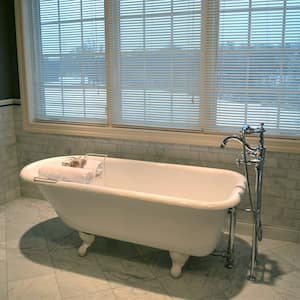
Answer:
xmin=246 ymin=149 xmax=257 ymax=157
xmin=241 ymin=124 xmax=255 ymax=135
xmin=242 ymin=123 xmax=266 ymax=135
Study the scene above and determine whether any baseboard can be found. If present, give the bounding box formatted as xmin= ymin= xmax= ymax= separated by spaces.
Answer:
xmin=234 ymin=221 xmax=300 ymax=243
xmin=0 ymin=98 xmax=21 ymax=107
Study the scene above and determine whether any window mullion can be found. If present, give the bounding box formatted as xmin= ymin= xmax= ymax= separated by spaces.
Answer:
xmin=57 ymin=0 xmax=64 ymax=117
xmin=276 ymin=0 xmax=288 ymax=131
xmin=80 ymin=0 xmax=86 ymax=119
xmin=200 ymin=0 xmax=219 ymax=132
xmin=105 ymin=0 xmax=121 ymax=127
xmin=32 ymin=0 xmax=45 ymax=119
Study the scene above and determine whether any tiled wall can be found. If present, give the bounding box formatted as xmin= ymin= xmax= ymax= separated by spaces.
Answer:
xmin=14 ymin=106 xmax=300 ymax=241
xmin=0 ymin=105 xmax=20 ymax=204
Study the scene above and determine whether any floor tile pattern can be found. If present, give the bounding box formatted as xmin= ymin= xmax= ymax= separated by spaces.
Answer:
xmin=0 ymin=198 xmax=299 ymax=300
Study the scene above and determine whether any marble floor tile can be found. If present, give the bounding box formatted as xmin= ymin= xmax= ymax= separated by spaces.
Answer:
xmin=273 ymin=270 xmax=300 ymax=300
xmin=0 ymin=259 xmax=7 ymax=284
xmin=38 ymin=205 xmax=58 ymax=220
xmin=50 ymin=247 xmax=111 ymax=298
xmin=0 ymin=210 xmax=5 ymax=243
xmin=5 ymin=198 xmax=42 ymax=225
xmin=6 ymin=246 xmax=49 ymax=260
xmin=8 ymin=274 xmax=61 ymax=300
xmin=63 ymin=289 xmax=117 ymax=300
xmin=254 ymin=249 xmax=298 ymax=284
xmin=29 ymin=197 xmax=56 ymax=220
xmin=229 ymin=281 xmax=283 ymax=300
xmin=7 ymin=249 xmax=54 ymax=282
xmin=47 ymin=231 xmax=81 ymax=253
xmin=157 ymin=272 xmax=209 ymax=300
xmin=5 ymin=220 xmax=47 ymax=250
xmin=95 ymin=253 xmax=156 ymax=290
xmin=2 ymin=198 xmax=300 ymax=300
xmin=0 ymin=209 xmax=6 ymax=261
xmin=138 ymin=250 xmax=171 ymax=278
xmin=258 ymin=237 xmax=296 ymax=252
xmin=50 ymin=247 xmax=102 ymax=273
xmin=41 ymin=218 xmax=78 ymax=251
xmin=28 ymin=198 xmax=51 ymax=209
xmin=112 ymin=279 xmax=172 ymax=300
xmin=161 ymin=255 xmax=249 ymax=300
xmin=270 ymin=243 xmax=300 ymax=269
xmin=0 ymin=282 xmax=8 ymax=300
xmin=0 ymin=228 xmax=5 ymax=245
xmin=0 ymin=241 xmax=6 ymax=260
xmin=55 ymin=270 xmax=110 ymax=299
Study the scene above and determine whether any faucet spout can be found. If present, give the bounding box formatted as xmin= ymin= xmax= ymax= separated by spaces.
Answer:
xmin=220 ymin=135 xmax=256 ymax=152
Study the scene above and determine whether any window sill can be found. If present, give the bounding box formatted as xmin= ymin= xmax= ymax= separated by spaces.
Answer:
xmin=22 ymin=118 xmax=300 ymax=154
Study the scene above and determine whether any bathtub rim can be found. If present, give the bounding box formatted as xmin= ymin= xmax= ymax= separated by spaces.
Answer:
xmin=20 ymin=156 xmax=246 ymax=211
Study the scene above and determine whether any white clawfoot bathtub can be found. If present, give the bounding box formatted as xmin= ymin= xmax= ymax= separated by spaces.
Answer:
xmin=20 ymin=155 xmax=246 ymax=277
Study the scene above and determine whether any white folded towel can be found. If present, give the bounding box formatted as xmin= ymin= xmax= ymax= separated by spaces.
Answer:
xmin=38 ymin=165 xmax=94 ymax=184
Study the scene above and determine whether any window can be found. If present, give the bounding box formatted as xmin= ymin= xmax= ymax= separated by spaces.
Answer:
xmin=17 ymin=0 xmax=300 ymax=138
xmin=114 ymin=1 xmax=201 ymax=129
xmin=215 ymin=0 xmax=300 ymax=136
xmin=31 ymin=0 xmax=107 ymax=123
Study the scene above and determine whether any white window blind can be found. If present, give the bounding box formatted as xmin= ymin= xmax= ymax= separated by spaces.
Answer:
xmin=110 ymin=0 xmax=202 ymax=129
xmin=31 ymin=0 xmax=107 ymax=123
xmin=24 ymin=0 xmax=299 ymax=137
xmin=213 ymin=0 xmax=300 ymax=136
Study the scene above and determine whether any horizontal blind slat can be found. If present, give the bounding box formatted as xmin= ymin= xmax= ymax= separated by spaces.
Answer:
xmin=210 ymin=0 xmax=300 ymax=136
xmin=112 ymin=0 xmax=202 ymax=129
xmin=29 ymin=0 xmax=300 ymax=136
xmin=32 ymin=0 xmax=107 ymax=123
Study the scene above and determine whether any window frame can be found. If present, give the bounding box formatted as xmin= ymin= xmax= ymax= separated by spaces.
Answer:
xmin=15 ymin=0 xmax=300 ymax=154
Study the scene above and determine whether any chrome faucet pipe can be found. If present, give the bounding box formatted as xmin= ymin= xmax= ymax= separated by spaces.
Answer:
xmin=220 ymin=135 xmax=256 ymax=152
xmin=220 ymin=123 xmax=266 ymax=282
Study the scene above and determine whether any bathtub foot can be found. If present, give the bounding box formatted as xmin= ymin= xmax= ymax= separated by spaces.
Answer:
xmin=78 ymin=232 xmax=95 ymax=257
xmin=169 ymin=251 xmax=189 ymax=278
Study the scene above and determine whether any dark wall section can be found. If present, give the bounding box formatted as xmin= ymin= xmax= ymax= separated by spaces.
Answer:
xmin=0 ymin=0 xmax=20 ymax=100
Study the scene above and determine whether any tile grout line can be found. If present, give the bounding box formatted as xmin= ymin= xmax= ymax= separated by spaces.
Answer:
xmin=34 ymin=198 xmax=63 ymax=300
xmin=5 ymin=198 xmax=300 ymax=299
xmin=90 ymin=248 xmax=119 ymax=299
xmin=36 ymin=199 xmax=114 ymax=299
xmin=124 ymin=247 xmax=173 ymax=298
xmin=5 ymin=198 xmax=55 ymax=296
